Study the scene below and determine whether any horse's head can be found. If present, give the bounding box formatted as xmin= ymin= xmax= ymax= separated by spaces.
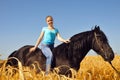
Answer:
xmin=92 ymin=26 xmax=114 ymax=62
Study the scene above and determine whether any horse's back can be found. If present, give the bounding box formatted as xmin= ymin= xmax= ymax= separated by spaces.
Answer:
xmin=7 ymin=45 xmax=46 ymax=70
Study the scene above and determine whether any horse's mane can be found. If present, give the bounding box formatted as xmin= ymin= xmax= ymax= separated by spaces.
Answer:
xmin=70 ymin=30 xmax=92 ymax=42
xmin=54 ymin=30 xmax=93 ymax=58
xmin=55 ymin=30 xmax=93 ymax=48
xmin=70 ymin=27 xmax=108 ymax=44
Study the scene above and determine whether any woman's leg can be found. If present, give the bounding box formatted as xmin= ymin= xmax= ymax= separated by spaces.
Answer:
xmin=41 ymin=44 xmax=53 ymax=74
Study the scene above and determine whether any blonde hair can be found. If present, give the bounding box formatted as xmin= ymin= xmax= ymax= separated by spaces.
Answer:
xmin=46 ymin=16 xmax=53 ymax=21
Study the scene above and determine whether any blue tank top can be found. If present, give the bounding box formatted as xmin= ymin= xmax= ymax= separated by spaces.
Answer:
xmin=41 ymin=27 xmax=59 ymax=45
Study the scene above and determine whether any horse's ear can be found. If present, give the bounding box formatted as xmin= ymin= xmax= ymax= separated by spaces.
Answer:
xmin=94 ymin=25 xmax=100 ymax=31
xmin=97 ymin=26 xmax=100 ymax=30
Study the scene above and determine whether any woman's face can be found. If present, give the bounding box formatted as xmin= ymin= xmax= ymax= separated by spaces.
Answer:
xmin=46 ymin=17 xmax=53 ymax=26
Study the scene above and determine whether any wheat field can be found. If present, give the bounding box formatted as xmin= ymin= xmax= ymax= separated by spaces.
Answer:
xmin=0 ymin=55 xmax=120 ymax=80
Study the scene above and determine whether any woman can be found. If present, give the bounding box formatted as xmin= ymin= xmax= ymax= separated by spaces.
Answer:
xmin=29 ymin=16 xmax=70 ymax=75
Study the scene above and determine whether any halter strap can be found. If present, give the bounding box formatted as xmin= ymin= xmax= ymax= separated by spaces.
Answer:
xmin=94 ymin=32 xmax=104 ymax=53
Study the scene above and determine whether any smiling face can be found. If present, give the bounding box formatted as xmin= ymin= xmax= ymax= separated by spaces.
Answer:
xmin=46 ymin=16 xmax=53 ymax=26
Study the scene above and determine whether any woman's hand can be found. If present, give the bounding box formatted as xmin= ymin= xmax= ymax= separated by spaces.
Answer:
xmin=64 ymin=39 xmax=70 ymax=43
xmin=29 ymin=47 xmax=36 ymax=53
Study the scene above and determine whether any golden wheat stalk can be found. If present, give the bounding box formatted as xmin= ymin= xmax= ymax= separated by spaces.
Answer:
xmin=0 ymin=55 xmax=120 ymax=80
xmin=7 ymin=57 xmax=24 ymax=80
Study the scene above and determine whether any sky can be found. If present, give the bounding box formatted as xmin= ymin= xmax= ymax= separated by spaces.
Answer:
xmin=0 ymin=0 xmax=120 ymax=59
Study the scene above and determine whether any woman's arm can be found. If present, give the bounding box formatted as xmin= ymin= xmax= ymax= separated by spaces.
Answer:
xmin=57 ymin=33 xmax=70 ymax=43
xmin=29 ymin=31 xmax=44 ymax=52
xmin=34 ymin=31 xmax=44 ymax=48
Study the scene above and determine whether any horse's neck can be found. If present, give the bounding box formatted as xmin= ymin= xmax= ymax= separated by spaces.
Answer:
xmin=53 ymin=32 xmax=93 ymax=70
xmin=71 ymin=39 xmax=91 ymax=60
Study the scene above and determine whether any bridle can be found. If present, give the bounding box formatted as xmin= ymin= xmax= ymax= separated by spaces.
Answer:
xmin=94 ymin=32 xmax=105 ymax=53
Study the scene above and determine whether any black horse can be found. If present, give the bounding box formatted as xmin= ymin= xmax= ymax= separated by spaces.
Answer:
xmin=7 ymin=26 xmax=115 ymax=73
